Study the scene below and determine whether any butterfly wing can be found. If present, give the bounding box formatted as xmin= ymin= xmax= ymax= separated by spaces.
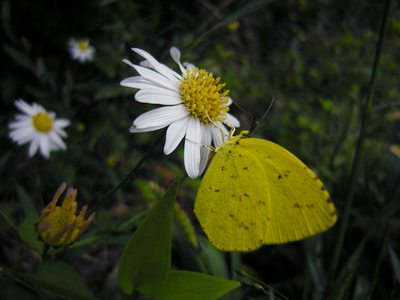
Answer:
xmin=194 ymin=137 xmax=336 ymax=252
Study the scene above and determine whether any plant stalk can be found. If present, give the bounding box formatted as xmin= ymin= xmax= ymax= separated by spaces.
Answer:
xmin=327 ymin=0 xmax=391 ymax=285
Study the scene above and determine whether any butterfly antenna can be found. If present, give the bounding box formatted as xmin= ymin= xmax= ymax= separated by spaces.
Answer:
xmin=251 ymin=96 xmax=276 ymax=135
xmin=230 ymin=98 xmax=253 ymax=129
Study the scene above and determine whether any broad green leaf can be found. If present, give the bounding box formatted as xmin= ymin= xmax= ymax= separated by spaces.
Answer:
xmin=19 ymin=214 xmax=43 ymax=253
xmin=20 ymin=261 xmax=96 ymax=300
xmin=118 ymin=182 xmax=178 ymax=295
xmin=154 ymin=271 xmax=240 ymax=300
xmin=197 ymin=237 xmax=229 ymax=278
xmin=387 ymin=243 xmax=400 ymax=284
xmin=16 ymin=185 xmax=36 ymax=217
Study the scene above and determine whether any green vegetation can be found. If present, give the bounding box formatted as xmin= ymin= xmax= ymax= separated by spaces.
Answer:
xmin=1 ymin=0 xmax=399 ymax=299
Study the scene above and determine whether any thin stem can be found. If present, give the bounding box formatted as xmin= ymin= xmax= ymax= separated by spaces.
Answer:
xmin=365 ymin=221 xmax=390 ymax=300
xmin=328 ymin=0 xmax=391 ymax=285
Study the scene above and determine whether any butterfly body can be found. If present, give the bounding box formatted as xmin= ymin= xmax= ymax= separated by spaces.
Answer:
xmin=194 ymin=133 xmax=336 ymax=252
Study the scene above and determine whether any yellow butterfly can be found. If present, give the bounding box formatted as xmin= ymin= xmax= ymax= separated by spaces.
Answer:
xmin=194 ymin=131 xmax=336 ymax=252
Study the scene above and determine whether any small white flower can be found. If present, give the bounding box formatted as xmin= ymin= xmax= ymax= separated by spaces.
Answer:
xmin=121 ymin=47 xmax=240 ymax=178
xmin=68 ymin=38 xmax=95 ymax=63
xmin=9 ymin=99 xmax=70 ymax=158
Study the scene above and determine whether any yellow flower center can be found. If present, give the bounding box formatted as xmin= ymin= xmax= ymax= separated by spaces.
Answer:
xmin=32 ymin=112 xmax=53 ymax=133
xmin=77 ymin=41 xmax=89 ymax=51
xmin=179 ymin=68 xmax=230 ymax=124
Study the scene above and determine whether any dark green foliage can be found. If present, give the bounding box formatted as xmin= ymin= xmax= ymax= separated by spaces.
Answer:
xmin=1 ymin=0 xmax=400 ymax=299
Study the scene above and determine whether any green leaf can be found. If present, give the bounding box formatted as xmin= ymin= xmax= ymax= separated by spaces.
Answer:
xmin=4 ymin=283 xmax=40 ymax=300
xmin=197 ymin=237 xmax=229 ymax=278
xmin=154 ymin=271 xmax=240 ymax=300
xmin=118 ymin=182 xmax=178 ymax=295
xmin=20 ymin=261 xmax=96 ymax=300
xmin=0 ymin=209 xmax=18 ymax=232
xmin=19 ymin=214 xmax=43 ymax=253
xmin=387 ymin=243 xmax=400 ymax=284
xmin=16 ymin=185 xmax=36 ymax=217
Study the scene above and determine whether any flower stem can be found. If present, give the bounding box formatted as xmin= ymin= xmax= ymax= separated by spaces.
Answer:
xmin=327 ymin=0 xmax=391 ymax=285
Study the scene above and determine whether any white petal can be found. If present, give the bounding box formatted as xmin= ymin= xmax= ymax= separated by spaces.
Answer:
xmin=164 ymin=117 xmax=190 ymax=154
xmin=226 ymin=113 xmax=240 ymax=128
xmin=131 ymin=64 xmax=179 ymax=90
xmin=133 ymin=105 xmax=189 ymax=129
xmin=132 ymin=48 xmax=181 ymax=82
xmin=9 ymin=127 xmax=35 ymax=144
xmin=139 ymin=60 xmax=152 ymax=68
xmin=54 ymin=119 xmax=70 ymax=128
xmin=14 ymin=99 xmax=38 ymax=115
xmin=137 ymin=86 xmax=181 ymax=98
xmin=39 ymin=136 xmax=50 ymax=158
xmin=121 ymin=76 xmax=146 ymax=88
xmin=9 ymin=120 xmax=32 ymax=129
xmin=212 ymin=122 xmax=229 ymax=147
xmin=170 ymin=47 xmax=181 ymax=64
xmin=227 ymin=97 xmax=233 ymax=106
xmin=199 ymin=123 xmax=212 ymax=176
xmin=135 ymin=90 xmax=182 ymax=105
xmin=28 ymin=137 xmax=40 ymax=157
xmin=170 ymin=47 xmax=186 ymax=73
xmin=54 ymin=127 xmax=67 ymax=137
xmin=183 ymin=62 xmax=195 ymax=70
xmin=184 ymin=118 xmax=202 ymax=178
xmin=129 ymin=124 xmax=166 ymax=133
xmin=121 ymin=76 xmax=176 ymax=92
xmin=15 ymin=114 xmax=32 ymax=122
xmin=121 ymin=76 xmax=154 ymax=89
xmin=49 ymin=132 xmax=66 ymax=149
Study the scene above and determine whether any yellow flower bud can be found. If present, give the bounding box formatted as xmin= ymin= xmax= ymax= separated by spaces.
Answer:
xmin=37 ymin=182 xmax=95 ymax=247
xmin=227 ymin=21 xmax=240 ymax=32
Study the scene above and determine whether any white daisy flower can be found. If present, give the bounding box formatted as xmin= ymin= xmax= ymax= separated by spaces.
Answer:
xmin=68 ymin=38 xmax=95 ymax=63
xmin=9 ymin=99 xmax=70 ymax=158
xmin=121 ymin=47 xmax=240 ymax=178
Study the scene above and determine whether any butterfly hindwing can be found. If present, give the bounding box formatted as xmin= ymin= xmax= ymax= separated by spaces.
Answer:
xmin=194 ymin=136 xmax=336 ymax=252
